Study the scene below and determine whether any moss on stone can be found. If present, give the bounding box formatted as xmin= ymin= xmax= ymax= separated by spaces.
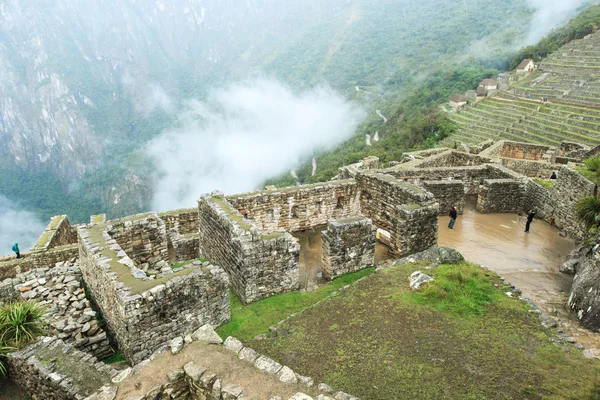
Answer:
xmin=211 ymin=197 xmax=252 ymax=231
xmin=261 ymin=232 xmax=285 ymax=241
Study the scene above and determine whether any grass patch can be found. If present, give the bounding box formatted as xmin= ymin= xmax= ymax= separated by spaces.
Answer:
xmin=249 ymin=262 xmax=600 ymax=399
xmin=216 ymin=267 xmax=375 ymax=342
xmin=400 ymin=263 xmax=506 ymax=317
xmin=261 ymin=232 xmax=285 ymax=240
xmin=533 ymin=178 xmax=556 ymax=189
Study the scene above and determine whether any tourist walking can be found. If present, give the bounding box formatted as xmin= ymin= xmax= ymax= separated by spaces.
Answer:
xmin=12 ymin=243 xmax=20 ymax=259
xmin=525 ymin=210 xmax=536 ymax=233
xmin=448 ymin=207 xmax=458 ymax=229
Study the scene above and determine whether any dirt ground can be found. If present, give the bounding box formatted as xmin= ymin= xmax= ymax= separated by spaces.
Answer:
xmin=0 ymin=379 xmax=27 ymax=400
xmin=116 ymin=341 xmax=318 ymax=399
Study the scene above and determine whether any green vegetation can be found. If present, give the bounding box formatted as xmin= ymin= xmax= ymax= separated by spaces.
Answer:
xmin=576 ymin=164 xmax=600 ymax=186
xmin=250 ymin=262 xmax=600 ymax=400
xmin=402 ymin=263 xmax=502 ymax=316
xmin=0 ymin=302 xmax=46 ymax=375
xmin=511 ymin=5 xmax=600 ymax=69
xmin=585 ymin=155 xmax=600 ymax=174
xmin=575 ymin=196 xmax=600 ymax=229
xmin=103 ymin=351 xmax=125 ymax=365
xmin=533 ymin=178 xmax=556 ymax=189
xmin=216 ymin=267 xmax=375 ymax=342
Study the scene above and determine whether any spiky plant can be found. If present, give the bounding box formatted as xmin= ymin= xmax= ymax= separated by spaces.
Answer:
xmin=0 ymin=302 xmax=46 ymax=347
xmin=575 ymin=196 xmax=600 ymax=229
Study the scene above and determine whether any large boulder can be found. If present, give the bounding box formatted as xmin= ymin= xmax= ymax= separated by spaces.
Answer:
xmin=559 ymin=259 xmax=578 ymax=275
xmin=567 ymin=253 xmax=600 ymax=331
xmin=438 ymin=247 xmax=464 ymax=264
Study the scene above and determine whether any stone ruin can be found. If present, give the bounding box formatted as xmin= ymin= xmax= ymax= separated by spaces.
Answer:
xmin=1 ymin=137 xmax=599 ymax=399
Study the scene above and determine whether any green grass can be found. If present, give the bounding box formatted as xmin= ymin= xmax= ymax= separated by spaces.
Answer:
xmin=248 ymin=262 xmax=600 ymax=400
xmin=533 ymin=178 xmax=556 ymax=189
xmin=216 ymin=267 xmax=376 ymax=342
xmin=399 ymin=263 xmax=506 ymax=317
xmin=575 ymin=166 xmax=600 ymax=185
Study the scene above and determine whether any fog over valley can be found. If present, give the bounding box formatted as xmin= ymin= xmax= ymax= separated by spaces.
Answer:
xmin=0 ymin=0 xmax=597 ymax=242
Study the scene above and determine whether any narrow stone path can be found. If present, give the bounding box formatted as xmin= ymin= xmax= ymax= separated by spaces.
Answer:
xmin=438 ymin=199 xmax=600 ymax=356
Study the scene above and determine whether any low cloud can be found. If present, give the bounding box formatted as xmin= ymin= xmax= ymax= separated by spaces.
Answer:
xmin=146 ymin=79 xmax=365 ymax=211
xmin=0 ymin=196 xmax=46 ymax=253
xmin=525 ymin=0 xmax=593 ymax=44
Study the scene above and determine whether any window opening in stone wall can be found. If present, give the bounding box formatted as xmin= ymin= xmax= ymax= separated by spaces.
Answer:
xmin=291 ymin=206 xmax=299 ymax=218
xmin=336 ymin=196 xmax=345 ymax=209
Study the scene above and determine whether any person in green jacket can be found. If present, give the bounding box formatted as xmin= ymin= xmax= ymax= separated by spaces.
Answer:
xmin=12 ymin=243 xmax=20 ymax=259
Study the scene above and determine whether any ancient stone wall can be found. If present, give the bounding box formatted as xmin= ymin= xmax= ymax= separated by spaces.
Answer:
xmin=549 ymin=166 xmax=596 ymax=239
xmin=393 ymin=203 xmax=439 ymax=256
xmin=355 ymin=172 xmax=435 ymax=233
xmin=78 ymin=224 xmax=230 ymax=364
xmin=159 ymin=209 xmax=199 ymax=236
xmin=422 ymin=180 xmax=465 ymax=215
xmin=0 ymin=245 xmax=79 ymax=281
xmin=500 ymin=158 xmax=557 ymax=178
xmin=227 ymin=180 xmax=360 ymax=232
xmin=198 ymin=195 xmax=300 ymax=304
xmin=477 ymin=179 xmax=526 ymax=214
xmin=498 ymin=141 xmax=556 ymax=161
xmin=523 ymin=180 xmax=553 ymax=222
xmin=0 ymin=263 xmax=113 ymax=359
xmin=321 ymin=216 xmax=375 ymax=280
xmin=7 ymin=337 xmax=116 ymax=400
xmin=384 ymin=165 xmax=513 ymax=195
xmin=31 ymin=215 xmax=78 ymax=252
xmin=413 ymin=150 xmax=491 ymax=168
xmin=170 ymin=235 xmax=199 ymax=263
xmin=107 ymin=213 xmax=170 ymax=273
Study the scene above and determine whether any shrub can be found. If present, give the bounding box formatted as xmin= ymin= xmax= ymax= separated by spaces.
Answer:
xmin=575 ymin=196 xmax=600 ymax=229
xmin=584 ymin=155 xmax=600 ymax=173
xmin=0 ymin=301 xmax=46 ymax=375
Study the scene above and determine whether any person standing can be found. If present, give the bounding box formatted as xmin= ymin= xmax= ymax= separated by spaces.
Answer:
xmin=550 ymin=171 xmax=557 ymax=180
xmin=448 ymin=207 xmax=458 ymax=229
xmin=525 ymin=210 xmax=536 ymax=233
xmin=12 ymin=243 xmax=20 ymax=259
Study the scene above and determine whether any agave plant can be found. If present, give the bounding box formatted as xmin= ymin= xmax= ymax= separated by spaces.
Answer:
xmin=575 ymin=196 xmax=600 ymax=229
xmin=0 ymin=302 xmax=46 ymax=348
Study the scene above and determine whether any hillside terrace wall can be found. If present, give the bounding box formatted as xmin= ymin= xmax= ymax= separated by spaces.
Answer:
xmin=477 ymin=179 xmax=526 ymax=214
xmin=107 ymin=213 xmax=170 ymax=273
xmin=7 ymin=337 xmax=116 ymax=400
xmin=321 ymin=216 xmax=376 ymax=280
xmin=198 ymin=194 xmax=300 ymax=304
xmin=423 ymin=180 xmax=465 ymax=215
xmin=78 ymin=223 xmax=230 ymax=364
xmin=226 ymin=180 xmax=360 ymax=233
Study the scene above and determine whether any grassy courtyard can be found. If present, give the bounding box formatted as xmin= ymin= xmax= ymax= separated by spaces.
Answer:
xmin=245 ymin=262 xmax=600 ymax=400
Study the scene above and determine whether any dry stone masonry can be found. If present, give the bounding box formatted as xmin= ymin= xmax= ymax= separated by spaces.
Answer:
xmin=198 ymin=194 xmax=300 ymax=304
xmin=321 ymin=216 xmax=376 ymax=280
xmin=78 ymin=222 xmax=230 ymax=364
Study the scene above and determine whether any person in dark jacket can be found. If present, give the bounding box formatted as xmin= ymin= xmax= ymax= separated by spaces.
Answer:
xmin=550 ymin=171 xmax=557 ymax=179
xmin=525 ymin=210 xmax=536 ymax=233
xmin=448 ymin=207 xmax=458 ymax=229
xmin=12 ymin=243 xmax=20 ymax=259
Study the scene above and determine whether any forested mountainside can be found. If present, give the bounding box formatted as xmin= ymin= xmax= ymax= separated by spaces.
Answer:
xmin=0 ymin=0 xmax=597 ymax=224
